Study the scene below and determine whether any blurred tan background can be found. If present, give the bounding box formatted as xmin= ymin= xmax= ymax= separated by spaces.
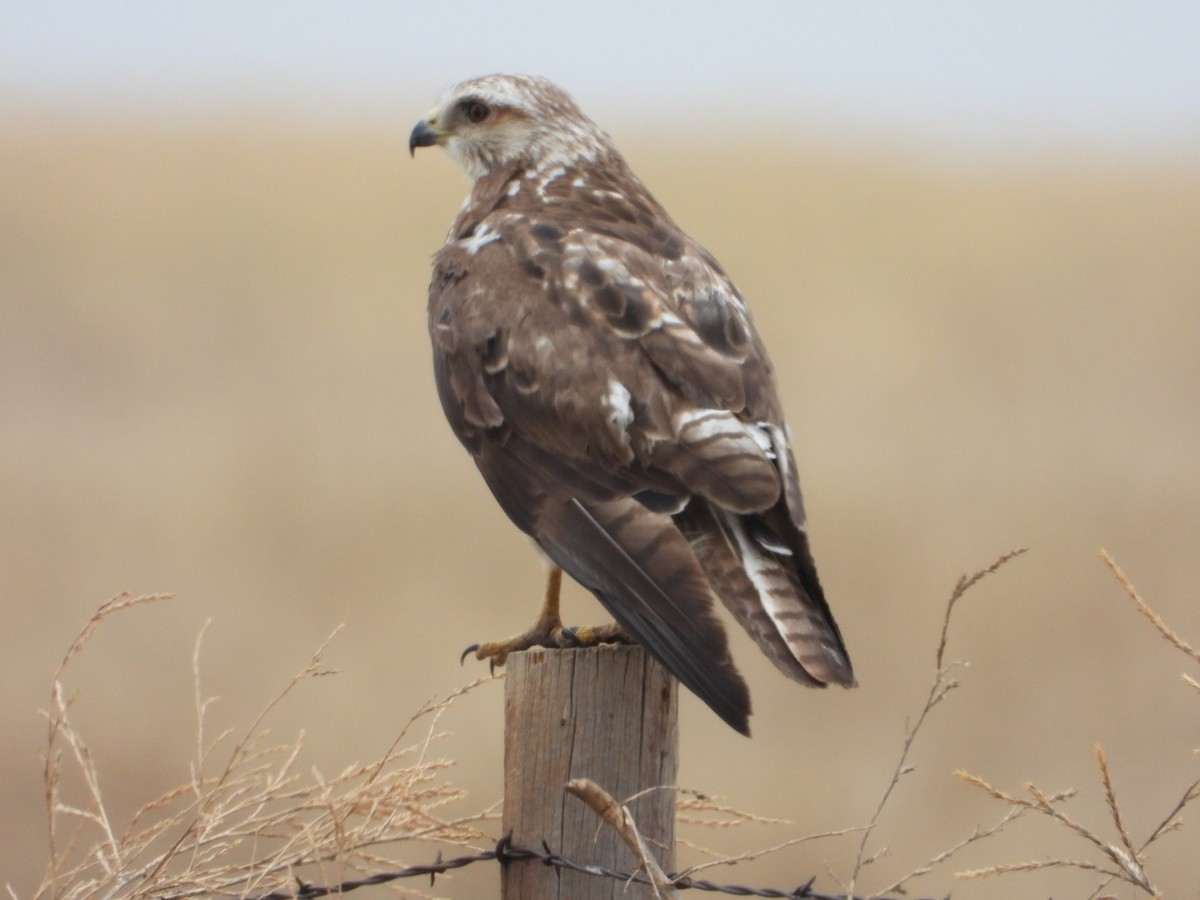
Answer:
xmin=3 ymin=5 xmax=1200 ymax=897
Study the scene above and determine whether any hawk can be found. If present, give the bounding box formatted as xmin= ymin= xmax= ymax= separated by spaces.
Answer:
xmin=411 ymin=74 xmax=853 ymax=735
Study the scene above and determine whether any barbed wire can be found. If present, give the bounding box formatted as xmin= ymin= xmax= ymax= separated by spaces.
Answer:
xmin=242 ymin=834 xmax=944 ymax=900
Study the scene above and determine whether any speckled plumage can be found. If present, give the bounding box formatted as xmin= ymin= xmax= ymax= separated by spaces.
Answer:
xmin=413 ymin=74 xmax=853 ymax=734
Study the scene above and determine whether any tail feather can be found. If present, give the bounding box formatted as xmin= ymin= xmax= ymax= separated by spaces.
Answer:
xmin=679 ymin=501 xmax=823 ymax=686
xmin=679 ymin=499 xmax=854 ymax=688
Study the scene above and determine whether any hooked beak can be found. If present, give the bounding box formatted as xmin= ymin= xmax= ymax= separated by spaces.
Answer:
xmin=408 ymin=117 xmax=441 ymax=157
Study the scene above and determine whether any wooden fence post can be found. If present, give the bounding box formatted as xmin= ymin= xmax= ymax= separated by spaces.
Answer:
xmin=502 ymin=644 xmax=678 ymax=899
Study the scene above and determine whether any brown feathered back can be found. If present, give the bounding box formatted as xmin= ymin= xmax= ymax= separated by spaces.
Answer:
xmin=419 ymin=74 xmax=853 ymax=734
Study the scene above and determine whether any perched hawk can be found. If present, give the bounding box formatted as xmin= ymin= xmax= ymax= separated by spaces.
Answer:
xmin=411 ymin=75 xmax=853 ymax=735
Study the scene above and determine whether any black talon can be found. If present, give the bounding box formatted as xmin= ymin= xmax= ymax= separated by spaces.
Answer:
xmin=558 ymin=626 xmax=583 ymax=647
xmin=460 ymin=643 xmax=480 ymax=664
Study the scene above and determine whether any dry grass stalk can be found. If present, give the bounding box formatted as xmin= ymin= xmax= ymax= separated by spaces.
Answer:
xmin=39 ymin=546 xmax=1180 ymax=898
xmin=958 ymin=857 xmax=1124 ymax=879
xmin=565 ymin=782 xmax=880 ymax=899
xmin=1100 ymin=549 xmax=1200 ymax=665
xmin=671 ymin=790 xmax=862 ymax=877
xmin=955 ymin=551 xmax=1200 ymax=897
xmin=954 ymin=770 xmax=1155 ymax=892
xmin=566 ymin=778 xmax=680 ymax=899
xmin=657 ymin=550 xmax=1028 ymax=898
xmin=1095 ymin=745 xmax=1138 ymax=874
xmin=29 ymin=593 xmax=497 ymax=900
xmin=675 ymin=790 xmax=789 ymax=829
xmin=664 ymin=550 xmax=1027 ymax=898
xmin=676 ymin=825 xmax=865 ymax=881
xmin=844 ymin=548 xmax=1028 ymax=897
xmin=869 ymin=806 xmax=1024 ymax=894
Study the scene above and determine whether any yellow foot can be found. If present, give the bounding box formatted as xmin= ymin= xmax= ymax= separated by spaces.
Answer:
xmin=461 ymin=567 xmax=630 ymax=670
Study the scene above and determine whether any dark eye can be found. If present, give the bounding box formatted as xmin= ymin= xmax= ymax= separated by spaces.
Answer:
xmin=464 ymin=100 xmax=490 ymax=124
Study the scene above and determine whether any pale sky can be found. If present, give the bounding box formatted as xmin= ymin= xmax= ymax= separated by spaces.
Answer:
xmin=3 ymin=2 xmax=1198 ymax=158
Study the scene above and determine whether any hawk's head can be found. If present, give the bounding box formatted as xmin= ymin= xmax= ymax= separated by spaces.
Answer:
xmin=409 ymin=74 xmax=616 ymax=180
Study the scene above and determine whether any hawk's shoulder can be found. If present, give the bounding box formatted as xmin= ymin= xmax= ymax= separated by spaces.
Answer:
xmin=429 ymin=160 xmax=782 ymax=439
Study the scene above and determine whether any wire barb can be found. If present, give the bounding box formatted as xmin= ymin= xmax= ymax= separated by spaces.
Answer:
xmin=228 ymin=836 xmax=939 ymax=900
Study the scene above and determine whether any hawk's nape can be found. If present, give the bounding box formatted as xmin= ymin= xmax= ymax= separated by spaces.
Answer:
xmin=413 ymin=74 xmax=854 ymax=735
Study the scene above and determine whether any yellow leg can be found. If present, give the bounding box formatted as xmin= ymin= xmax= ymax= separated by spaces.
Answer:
xmin=462 ymin=567 xmax=628 ymax=669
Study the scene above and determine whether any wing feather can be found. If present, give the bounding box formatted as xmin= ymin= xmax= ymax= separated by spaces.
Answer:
xmin=537 ymin=496 xmax=752 ymax=734
xmin=649 ymin=409 xmax=781 ymax=514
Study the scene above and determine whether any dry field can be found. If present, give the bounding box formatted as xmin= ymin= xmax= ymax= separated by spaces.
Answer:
xmin=1 ymin=112 xmax=1198 ymax=897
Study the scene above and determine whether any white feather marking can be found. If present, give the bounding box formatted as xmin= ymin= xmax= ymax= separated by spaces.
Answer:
xmin=723 ymin=512 xmax=815 ymax=644
xmin=750 ymin=423 xmax=777 ymax=459
xmin=596 ymin=257 xmax=632 ymax=279
xmin=754 ymin=531 xmax=793 ymax=556
xmin=605 ymin=380 xmax=634 ymax=432
xmin=506 ymin=180 xmax=521 ymax=197
xmin=675 ymin=408 xmax=746 ymax=442
xmin=537 ymin=165 xmax=566 ymax=198
xmin=542 ymin=142 xmax=596 ymax=168
xmin=678 ymin=254 xmax=748 ymax=313
xmin=656 ymin=310 xmax=702 ymax=342
xmin=461 ymin=223 xmax=501 ymax=255
xmin=771 ymin=425 xmax=791 ymax=476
